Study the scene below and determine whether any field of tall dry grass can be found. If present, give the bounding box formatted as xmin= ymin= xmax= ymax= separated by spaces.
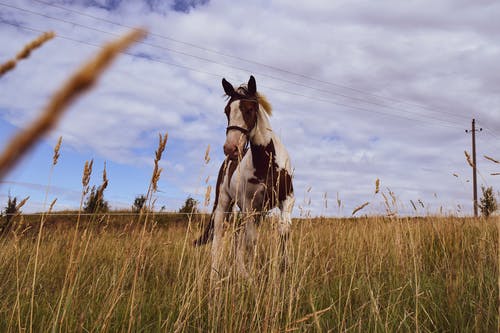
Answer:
xmin=0 ymin=29 xmax=498 ymax=332
xmin=0 ymin=214 xmax=497 ymax=332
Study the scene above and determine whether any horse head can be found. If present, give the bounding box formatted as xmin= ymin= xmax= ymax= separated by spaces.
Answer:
xmin=221 ymin=75 xmax=259 ymax=160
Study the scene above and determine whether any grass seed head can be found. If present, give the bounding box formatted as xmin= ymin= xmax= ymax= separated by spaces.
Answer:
xmin=16 ymin=31 xmax=56 ymax=60
xmin=204 ymin=144 xmax=211 ymax=164
xmin=16 ymin=196 xmax=30 ymax=211
xmin=484 ymin=155 xmax=499 ymax=164
xmin=0 ymin=59 xmax=16 ymax=76
xmin=464 ymin=150 xmax=474 ymax=168
xmin=352 ymin=201 xmax=369 ymax=216
xmin=48 ymin=198 xmax=57 ymax=212
xmin=53 ymin=136 xmax=62 ymax=166
xmin=204 ymin=185 xmax=212 ymax=207
xmin=0 ymin=31 xmax=55 ymax=78
xmin=82 ymin=159 xmax=94 ymax=190
xmin=0 ymin=28 xmax=146 ymax=180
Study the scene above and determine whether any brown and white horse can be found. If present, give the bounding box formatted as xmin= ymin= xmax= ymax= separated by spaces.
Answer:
xmin=194 ymin=75 xmax=294 ymax=279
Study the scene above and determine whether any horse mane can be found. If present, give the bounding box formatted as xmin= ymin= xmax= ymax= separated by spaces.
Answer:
xmin=257 ymin=92 xmax=272 ymax=116
xmin=234 ymin=84 xmax=273 ymax=116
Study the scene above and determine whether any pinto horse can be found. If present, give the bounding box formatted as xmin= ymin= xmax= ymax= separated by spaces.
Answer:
xmin=194 ymin=75 xmax=295 ymax=278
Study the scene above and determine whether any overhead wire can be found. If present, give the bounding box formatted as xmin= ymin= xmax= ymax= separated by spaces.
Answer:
xmin=30 ymin=0 xmax=472 ymax=123
xmin=0 ymin=20 xmax=467 ymax=130
xmin=0 ymin=1 xmax=470 ymax=127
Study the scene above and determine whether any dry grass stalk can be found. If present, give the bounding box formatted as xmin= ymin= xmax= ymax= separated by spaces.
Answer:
xmin=464 ymin=150 xmax=474 ymax=168
xmin=0 ymin=31 xmax=55 ymax=78
xmin=288 ymin=304 xmax=333 ymax=327
xmin=129 ymin=131 xmax=167 ymax=332
xmin=204 ymin=185 xmax=212 ymax=207
xmin=15 ymin=196 xmax=30 ymax=211
xmin=53 ymin=136 xmax=62 ymax=166
xmin=491 ymin=173 xmax=500 ymax=176
xmin=375 ymin=178 xmax=380 ymax=194
xmin=96 ymin=163 xmax=109 ymax=202
xmin=388 ymin=188 xmax=397 ymax=206
xmin=48 ymin=198 xmax=57 ymax=212
xmin=82 ymin=160 xmax=94 ymax=192
xmin=16 ymin=31 xmax=56 ymax=60
xmin=0 ymin=28 xmax=146 ymax=180
xmin=151 ymin=132 xmax=168 ymax=192
xmin=0 ymin=60 xmax=16 ymax=76
xmin=484 ymin=155 xmax=499 ymax=164
xmin=352 ymin=202 xmax=369 ymax=216
xmin=204 ymin=144 xmax=211 ymax=164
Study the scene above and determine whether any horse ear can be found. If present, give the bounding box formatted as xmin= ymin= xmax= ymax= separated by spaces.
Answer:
xmin=222 ymin=78 xmax=235 ymax=96
xmin=247 ymin=75 xmax=256 ymax=95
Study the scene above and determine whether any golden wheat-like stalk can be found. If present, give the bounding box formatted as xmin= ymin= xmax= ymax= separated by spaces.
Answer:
xmin=96 ymin=162 xmax=109 ymax=202
xmin=484 ymin=155 xmax=499 ymax=164
xmin=0 ymin=59 xmax=16 ymax=76
xmin=48 ymin=198 xmax=57 ymax=212
xmin=0 ymin=28 xmax=146 ymax=180
xmin=491 ymin=172 xmax=500 ymax=176
xmin=352 ymin=201 xmax=369 ymax=216
xmin=204 ymin=144 xmax=211 ymax=164
xmin=150 ymin=132 xmax=168 ymax=192
xmin=0 ymin=31 xmax=55 ymax=78
xmin=16 ymin=31 xmax=56 ymax=60
xmin=15 ymin=196 xmax=30 ymax=211
xmin=375 ymin=178 xmax=380 ymax=194
xmin=52 ymin=136 xmax=63 ymax=166
xmin=82 ymin=159 xmax=93 ymax=192
xmin=204 ymin=185 xmax=212 ymax=207
xmin=464 ymin=150 xmax=474 ymax=168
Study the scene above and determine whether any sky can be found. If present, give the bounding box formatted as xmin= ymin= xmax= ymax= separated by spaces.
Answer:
xmin=0 ymin=0 xmax=499 ymax=217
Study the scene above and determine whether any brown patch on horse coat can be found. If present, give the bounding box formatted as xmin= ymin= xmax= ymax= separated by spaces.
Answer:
xmin=224 ymin=98 xmax=259 ymax=133
xmin=239 ymin=100 xmax=258 ymax=131
xmin=250 ymin=140 xmax=293 ymax=209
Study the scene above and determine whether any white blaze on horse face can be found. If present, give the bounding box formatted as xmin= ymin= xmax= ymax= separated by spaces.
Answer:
xmin=224 ymin=100 xmax=247 ymax=158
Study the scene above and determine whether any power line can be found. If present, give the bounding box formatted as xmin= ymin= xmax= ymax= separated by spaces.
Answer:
xmin=30 ymin=0 xmax=472 ymax=123
xmin=0 ymin=20 xmax=464 ymax=129
xmin=1 ymin=1 xmax=469 ymax=126
xmin=481 ymin=126 xmax=500 ymax=140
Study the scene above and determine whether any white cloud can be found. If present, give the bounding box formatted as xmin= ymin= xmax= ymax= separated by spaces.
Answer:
xmin=1 ymin=0 xmax=499 ymax=216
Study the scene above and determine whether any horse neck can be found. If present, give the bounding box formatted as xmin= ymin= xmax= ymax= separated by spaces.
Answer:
xmin=249 ymin=108 xmax=275 ymax=179
xmin=249 ymin=107 xmax=272 ymax=147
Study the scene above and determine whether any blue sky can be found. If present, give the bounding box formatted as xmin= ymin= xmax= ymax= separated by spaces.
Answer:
xmin=1 ymin=0 xmax=499 ymax=216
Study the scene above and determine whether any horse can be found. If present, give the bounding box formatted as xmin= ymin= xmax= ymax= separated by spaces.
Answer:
xmin=194 ymin=75 xmax=295 ymax=279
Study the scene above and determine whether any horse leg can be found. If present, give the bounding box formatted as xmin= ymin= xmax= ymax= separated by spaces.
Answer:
xmin=278 ymin=194 xmax=295 ymax=271
xmin=236 ymin=211 xmax=260 ymax=278
xmin=211 ymin=190 xmax=232 ymax=282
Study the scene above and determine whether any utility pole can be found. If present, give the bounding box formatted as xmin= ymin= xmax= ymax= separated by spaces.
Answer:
xmin=465 ymin=119 xmax=482 ymax=217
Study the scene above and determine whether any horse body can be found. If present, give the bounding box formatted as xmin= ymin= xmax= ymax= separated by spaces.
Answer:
xmin=195 ymin=76 xmax=294 ymax=279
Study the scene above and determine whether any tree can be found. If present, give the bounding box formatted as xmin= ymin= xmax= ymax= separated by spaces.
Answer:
xmin=479 ymin=186 xmax=497 ymax=218
xmin=179 ymin=197 xmax=199 ymax=215
xmin=83 ymin=186 xmax=109 ymax=213
xmin=132 ymin=194 xmax=147 ymax=213
xmin=1 ymin=195 xmax=18 ymax=235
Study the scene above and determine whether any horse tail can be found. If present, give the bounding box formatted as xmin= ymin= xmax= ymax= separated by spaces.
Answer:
xmin=193 ymin=214 xmax=214 ymax=246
